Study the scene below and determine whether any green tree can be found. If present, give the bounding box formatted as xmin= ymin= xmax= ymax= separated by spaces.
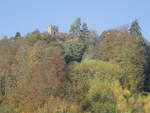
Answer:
xmin=100 ymin=31 xmax=108 ymax=39
xmin=14 ymin=32 xmax=21 ymax=39
xmin=26 ymin=29 xmax=41 ymax=45
xmin=85 ymin=79 xmax=131 ymax=113
xmin=129 ymin=19 xmax=142 ymax=36
xmin=80 ymin=23 xmax=89 ymax=39
xmin=67 ymin=60 xmax=122 ymax=103
xmin=84 ymin=30 xmax=150 ymax=92
xmin=63 ymin=38 xmax=86 ymax=63
xmin=69 ymin=18 xmax=81 ymax=36
xmin=26 ymin=30 xmax=57 ymax=45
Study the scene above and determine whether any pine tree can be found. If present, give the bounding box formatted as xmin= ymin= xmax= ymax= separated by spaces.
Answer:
xmin=14 ymin=32 xmax=21 ymax=39
xmin=80 ymin=22 xmax=89 ymax=38
xmin=129 ymin=20 xmax=142 ymax=36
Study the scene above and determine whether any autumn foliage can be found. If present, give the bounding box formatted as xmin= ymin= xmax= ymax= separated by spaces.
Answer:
xmin=0 ymin=19 xmax=150 ymax=113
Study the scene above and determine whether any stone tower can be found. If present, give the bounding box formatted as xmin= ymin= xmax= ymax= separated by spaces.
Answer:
xmin=45 ymin=25 xmax=59 ymax=35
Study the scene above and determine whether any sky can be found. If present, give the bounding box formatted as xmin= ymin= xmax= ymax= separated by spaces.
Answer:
xmin=0 ymin=0 xmax=150 ymax=40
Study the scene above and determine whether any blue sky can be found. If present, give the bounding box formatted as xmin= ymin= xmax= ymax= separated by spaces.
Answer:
xmin=0 ymin=0 xmax=150 ymax=40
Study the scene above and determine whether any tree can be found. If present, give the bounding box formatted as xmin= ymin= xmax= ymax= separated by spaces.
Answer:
xmin=63 ymin=38 xmax=86 ymax=63
xmin=87 ymin=30 xmax=99 ymax=46
xmin=15 ymin=32 xmax=21 ymax=39
xmin=26 ymin=30 xmax=58 ymax=46
xmin=84 ymin=30 xmax=150 ymax=92
xmin=129 ymin=19 xmax=142 ymax=36
xmin=0 ymin=38 xmax=19 ymax=95
xmin=85 ymin=79 xmax=130 ymax=113
xmin=80 ymin=23 xmax=89 ymax=39
xmin=100 ymin=31 xmax=107 ymax=39
xmin=69 ymin=18 xmax=81 ymax=36
xmin=9 ymin=41 xmax=66 ymax=112
xmin=26 ymin=29 xmax=41 ymax=45
xmin=67 ymin=60 xmax=122 ymax=103
xmin=0 ymin=38 xmax=24 ymax=112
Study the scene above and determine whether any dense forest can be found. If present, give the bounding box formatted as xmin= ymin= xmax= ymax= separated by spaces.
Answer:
xmin=0 ymin=18 xmax=150 ymax=113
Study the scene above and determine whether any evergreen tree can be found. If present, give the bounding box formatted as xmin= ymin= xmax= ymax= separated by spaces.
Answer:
xmin=80 ymin=22 xmax=89 ymax=38
xmin=63 ymin=38 xmax=86 ymax=63
xmin=69 ymin=18 xmax=81 ymax=36
xmin=129 ymin=20 xmax=142 ymax=36
xmin=14 ymin=32 xmax=21 ymax=39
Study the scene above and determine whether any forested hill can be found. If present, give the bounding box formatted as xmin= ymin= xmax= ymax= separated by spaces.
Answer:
xmin=0 ymin=18 xmax=150 ymax=113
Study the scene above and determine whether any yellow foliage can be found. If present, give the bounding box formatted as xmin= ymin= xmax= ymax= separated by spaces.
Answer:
xmin=143 ymin=95 xmax=150 ymax=113
xmin=36 ymin=97 xmax=79 ymax=113
xmin=68 ymin=59 xmax=122 ymax=103
xmin=70 ymin=59 xmax=122 ymax=81
xmin=123 ymin=89 xmax=131 ymax=96
xmin=87 ymin=78 xmax=131 ymax=113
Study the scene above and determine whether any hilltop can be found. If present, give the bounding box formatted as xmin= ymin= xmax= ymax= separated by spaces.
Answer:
xmin=0 ymin=18 xmax=150 ymax=113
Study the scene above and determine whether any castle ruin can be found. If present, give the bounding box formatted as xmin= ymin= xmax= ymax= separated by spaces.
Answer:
xmin=45 ymin=25 xmax=59 ymax=35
